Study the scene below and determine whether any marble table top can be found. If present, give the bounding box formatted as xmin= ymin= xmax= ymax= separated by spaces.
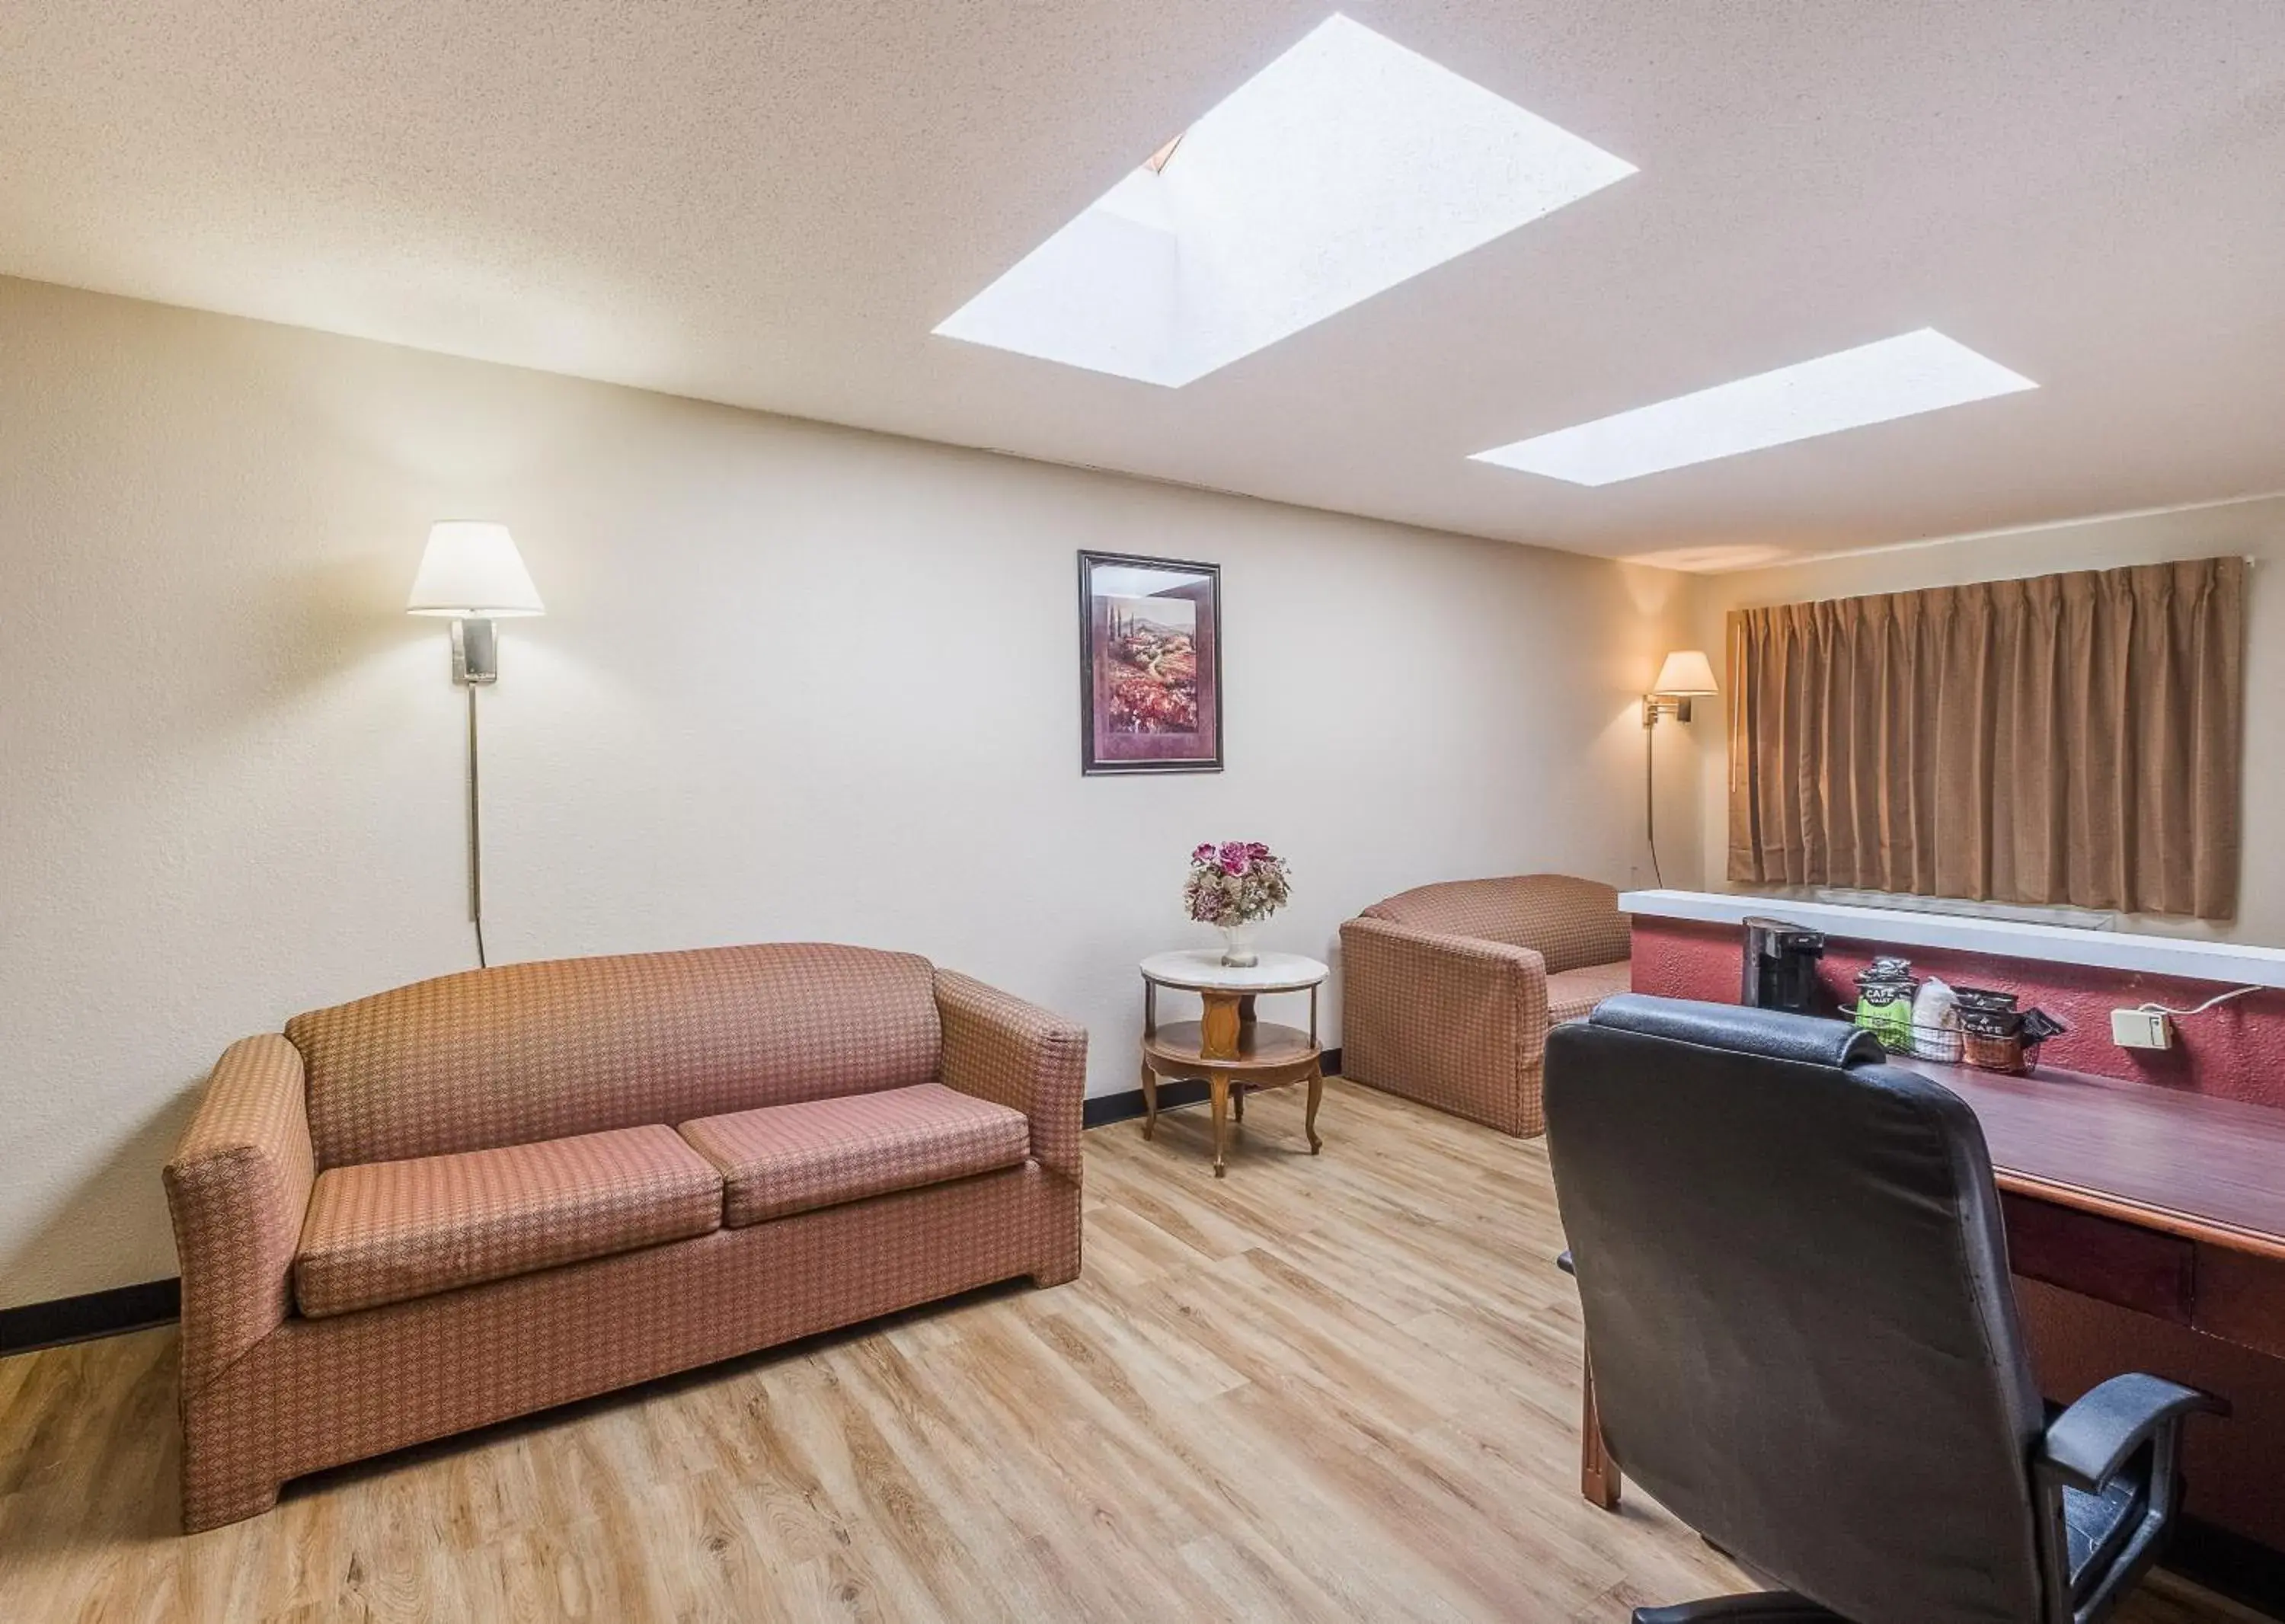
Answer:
xmin=1139 ymin=949 xmax=1329 ymax=993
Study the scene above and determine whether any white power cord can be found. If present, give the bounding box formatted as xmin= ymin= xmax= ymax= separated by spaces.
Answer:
xmin=2136 ymin=986 xmax=2260 ymax=1018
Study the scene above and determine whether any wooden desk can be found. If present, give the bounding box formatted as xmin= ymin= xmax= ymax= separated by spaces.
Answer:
xmin=1577 ymin=1055 xmax=2285 ymax=1510
xmin=1894 ymin=1057 xmax=2285 ymax=1264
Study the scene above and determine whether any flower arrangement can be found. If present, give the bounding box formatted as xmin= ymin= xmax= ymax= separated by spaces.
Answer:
xmin=1185 ymin=841 xmax=1291 ymax=966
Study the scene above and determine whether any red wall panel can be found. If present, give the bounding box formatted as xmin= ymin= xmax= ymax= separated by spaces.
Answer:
xmin=1631 ymin=916 xmax=2285 ymax=1110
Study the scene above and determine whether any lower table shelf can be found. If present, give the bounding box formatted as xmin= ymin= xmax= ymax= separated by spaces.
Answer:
xmin=1138 ymin=1021 xmax=1323 ymax=1179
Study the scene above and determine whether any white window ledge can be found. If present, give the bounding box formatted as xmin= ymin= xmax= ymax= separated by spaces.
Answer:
xmin=1618 ymin=889 xmax=2285 ymax=991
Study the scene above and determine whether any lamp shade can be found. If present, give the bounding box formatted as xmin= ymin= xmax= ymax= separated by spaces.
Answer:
xmin=1652 ymin=648 xmax=1719 ymax=695
xmin=406 ymin=522 xmax=545 ymax=617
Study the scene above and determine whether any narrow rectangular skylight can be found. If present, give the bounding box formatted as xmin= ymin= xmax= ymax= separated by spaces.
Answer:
xmin=1471 ymin=329 xmax=2036 ymax=485
xmin=935 ymin=14 xmax=1635 ymax=386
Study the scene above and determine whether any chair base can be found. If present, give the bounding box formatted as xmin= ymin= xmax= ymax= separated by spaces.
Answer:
xmin=1633 ymin=1593 xmax=1844 ymax=1623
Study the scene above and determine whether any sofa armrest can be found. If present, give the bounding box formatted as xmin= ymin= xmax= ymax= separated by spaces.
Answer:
xmin=1338 ymin=916 xmax=1552 ymax=1134
xmin=162 ymin=1034 xmax=315 ymax=1394
xmin=934 ymin=970 xmax=1088 ymax=1181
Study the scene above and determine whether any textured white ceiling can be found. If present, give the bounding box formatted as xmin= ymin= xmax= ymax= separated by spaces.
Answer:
xmin=3 ymin=1 xmax=2281 ymax=567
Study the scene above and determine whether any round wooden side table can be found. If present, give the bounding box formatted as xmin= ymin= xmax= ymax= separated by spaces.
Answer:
xmin=1137 ymin=949 xmax=1329 ymax=1178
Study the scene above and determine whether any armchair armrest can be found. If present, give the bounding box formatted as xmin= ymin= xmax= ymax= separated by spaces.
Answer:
xmin=161 ymin=1034 xmax=315 ymax=1394
xmin=1339 ymin=918 xmax=1551 ymax=1015
xmin=933 ymin=970 xmax=1088 ymax=1182
xmin=1338 ymin=916 xmax=1552 ymax=1134
xmin=2037 ymin=1373 xmax=2226 ymax=1495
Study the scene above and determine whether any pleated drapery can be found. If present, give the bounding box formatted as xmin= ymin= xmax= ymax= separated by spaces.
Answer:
xmin=1726 ymin=557 xmax=2245 ymax=919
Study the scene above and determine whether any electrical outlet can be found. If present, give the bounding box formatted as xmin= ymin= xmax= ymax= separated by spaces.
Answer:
xmin=2111 ymin=1009 xmax=2172 ymax=1050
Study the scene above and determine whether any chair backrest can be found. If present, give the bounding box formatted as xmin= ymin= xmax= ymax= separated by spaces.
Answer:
xmin=289 ymin=942 xmax=941 ymax=1168
xmin=1361 ymin=874 xmax=1628 ymax=973
xmin=1545 ymin=995 xmax=2048 ymax=1624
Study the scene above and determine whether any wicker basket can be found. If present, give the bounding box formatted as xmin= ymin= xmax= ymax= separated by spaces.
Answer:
xmin=1851 ymin=1012 xmax=1965 ymax=1065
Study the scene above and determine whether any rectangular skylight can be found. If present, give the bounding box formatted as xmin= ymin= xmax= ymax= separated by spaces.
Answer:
xmin=935 ymin=14 xmax=1635 ymax=386
xmin=1471 ymin=329 xmax=2037 ymax=485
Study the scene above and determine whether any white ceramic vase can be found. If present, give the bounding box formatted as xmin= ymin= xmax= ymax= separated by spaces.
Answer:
xmin=1218 ymin=922 xmax=1260 ymax=968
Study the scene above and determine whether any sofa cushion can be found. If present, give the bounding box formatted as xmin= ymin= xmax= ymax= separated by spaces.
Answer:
xmin=287 ymin=942 xmax=942 ymax=1168
xmin=1545 ymin=960 xmax=1634 ymax=1028
xmin=295 ymin=1124 xmax=722 ymax=1319
xmin=679 ymin=1082 xmax=1030 ymax=1227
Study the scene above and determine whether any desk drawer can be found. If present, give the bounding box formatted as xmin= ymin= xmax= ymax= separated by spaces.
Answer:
xmin=2001 ymin=1192 xmax=2194 ymax=1325
xmin=2194 ymin=1245 xmax=2285 ymax=1359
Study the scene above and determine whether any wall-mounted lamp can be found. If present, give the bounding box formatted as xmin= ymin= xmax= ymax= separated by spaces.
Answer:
xmin=406 ymin=521 xmax=545 ymax=965
xmin=1641 ymin=650 xmax=1718 ymax=887
xmin=1643 ymin=648 xmax=1720 ymax=727
xmin=406 ymin=520 xmax=546 ymax=683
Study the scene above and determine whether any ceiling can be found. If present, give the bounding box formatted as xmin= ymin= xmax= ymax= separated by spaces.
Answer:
xmin=3 ymin=2 xmax=2281 ymax=569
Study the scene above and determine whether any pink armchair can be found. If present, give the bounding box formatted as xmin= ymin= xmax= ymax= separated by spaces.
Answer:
xmin=1339 ymin=874 xmax=1631 ymax=1136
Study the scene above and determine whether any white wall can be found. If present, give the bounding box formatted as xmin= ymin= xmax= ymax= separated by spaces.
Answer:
xmin=1688 ymin=495 xmax=2285 ymax=945
xmin=0 ymin=277 xmax=1699 ymax=1306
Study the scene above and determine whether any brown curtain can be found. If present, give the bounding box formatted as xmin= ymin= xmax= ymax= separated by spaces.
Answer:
xmin=1727 ymin=557 xmax=2245 ymax=919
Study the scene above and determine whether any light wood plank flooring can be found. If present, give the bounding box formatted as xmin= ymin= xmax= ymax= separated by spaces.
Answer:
xmin=1 ymin=1078 xmax=2266 ymax=1621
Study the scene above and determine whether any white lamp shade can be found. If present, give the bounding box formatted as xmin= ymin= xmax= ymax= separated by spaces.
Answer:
xmin=406 ymin=522 xmax=545 ymax=617
xmin=1652 ymin=648 xmax=1719 ymax=695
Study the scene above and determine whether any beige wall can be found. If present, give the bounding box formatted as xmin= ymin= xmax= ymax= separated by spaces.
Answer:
xmin=1687 ymin=494 xmax=2285 ymax=944
xmin=0 ymin=277 xmax=1698 ymax=1306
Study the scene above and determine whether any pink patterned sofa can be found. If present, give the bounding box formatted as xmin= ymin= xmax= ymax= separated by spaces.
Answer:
xmin=1339 ymin=875 xmax=1631 ymax=1137
xmin=162 ymin=942 xmax=1085 ymax=1531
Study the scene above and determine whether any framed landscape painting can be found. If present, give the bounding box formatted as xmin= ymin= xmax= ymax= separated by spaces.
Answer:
xmin=1078 ymin=550 xmax=1222 ymax=774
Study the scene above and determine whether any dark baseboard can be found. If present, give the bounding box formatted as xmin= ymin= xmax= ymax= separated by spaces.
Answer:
xmin=2166 ymin=1515 xmax=2285 ymax=1619
xmin=0 ymin=1277 xmax=180 ymax=1357
xmin=1085 ymin=1048 xmax=1341 ymax=1129
xmin=1085 ymin=1079 xmax=1206 ymax=1126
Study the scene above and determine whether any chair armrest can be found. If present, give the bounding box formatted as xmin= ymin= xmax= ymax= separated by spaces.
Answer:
xmin=1634 ymin=1597 xmax=1842 ymax=1622
xmin=1340 ymin=917 xmax=1551 ymax=1007
xmin=2037 ymin=1373 xmax=2227 ymax=1494
xmin=161 ymin=1034 xmax=315 ymax=1393
xmin=1339 ymin=916 xmax=1552 ymax=1132
xmin=934 ymin=970 xmax=1088 ymax=1182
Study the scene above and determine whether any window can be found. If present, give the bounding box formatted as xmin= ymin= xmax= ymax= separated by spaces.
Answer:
xmin=1726 ymin=558 xmax=2246 ymax=919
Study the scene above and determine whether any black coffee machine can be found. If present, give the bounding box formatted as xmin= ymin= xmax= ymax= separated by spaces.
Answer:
xmin=1741 ymin=916 xmax=1828 ymax=1014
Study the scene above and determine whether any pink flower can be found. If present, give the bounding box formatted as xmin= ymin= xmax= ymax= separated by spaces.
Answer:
xmin=1246 ymin=842 xmax=1273 ymax=860
xmin=1192 ymin=842 xmax=1216 ymax=865
xmin=1218 ymin=841 xmax=1251 ymax=876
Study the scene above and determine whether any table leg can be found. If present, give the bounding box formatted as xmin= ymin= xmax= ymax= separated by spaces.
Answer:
xmin=1139 ymin=1058 xmax=1158 ymax=1141
xmin=1209 ymin=1073 xmax=1230 ymax=1178
xmin=1233 ymin=1085 xmax=1245 ymax=1124
xmin=1200 ymin=990 xmax=1243 ymax=1061
xmin=1305 ymin=1060 xmax=1323 ymax=1155
xmin=1580 ymin=1351 xmax=1621 ymax=1510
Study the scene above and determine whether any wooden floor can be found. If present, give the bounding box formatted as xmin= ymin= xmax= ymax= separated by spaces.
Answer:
xmin=0 ymin=1078 xmax=2267 ymax=1622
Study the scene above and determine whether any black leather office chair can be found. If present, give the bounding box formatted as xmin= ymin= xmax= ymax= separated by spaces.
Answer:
xmin=1544 ymin=995 xmax=2223 ymax=1624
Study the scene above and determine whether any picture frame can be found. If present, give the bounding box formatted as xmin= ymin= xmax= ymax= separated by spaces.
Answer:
xmin=1078 ymin=550 xmax=1223 ymax=775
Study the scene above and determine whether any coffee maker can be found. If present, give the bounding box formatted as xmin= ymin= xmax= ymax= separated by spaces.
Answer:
xmin=1741 ymin=916 xmax=1828 ymax=1015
